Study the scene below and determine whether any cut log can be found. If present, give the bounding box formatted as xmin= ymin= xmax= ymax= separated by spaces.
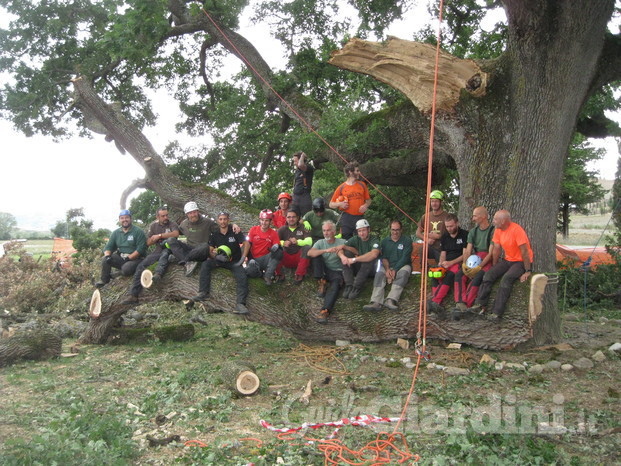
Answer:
xmin=89 ymin=289 xmax=102 ymax=318
xmin=0 ymin=329 xmax=62 ymax=367
xmin=221 ymin=361 xmax=261 ymax=396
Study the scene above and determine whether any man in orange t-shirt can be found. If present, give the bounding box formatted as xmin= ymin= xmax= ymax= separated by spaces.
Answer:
xmin=468 ymin=210 xmax=533 ymax=319
xmin=329 ymin=162 xmax=371 ymax=239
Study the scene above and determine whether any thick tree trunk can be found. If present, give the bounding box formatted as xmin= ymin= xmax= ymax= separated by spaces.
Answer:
xmin=79 ymin=267 xmax=544 ymax=350
xmin=328 ymin=1 xmax=615 ymax=347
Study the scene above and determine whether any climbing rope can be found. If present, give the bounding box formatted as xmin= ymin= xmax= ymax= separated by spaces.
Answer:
xmin=276 ymin=343 xmax=351 ymax=375
xmin=198 ymin=1 xmax=448 ymax=462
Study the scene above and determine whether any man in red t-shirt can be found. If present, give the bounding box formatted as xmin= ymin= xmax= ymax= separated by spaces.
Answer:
xmin=468 ymin=210 xmax=533 ymax=319
xmin=246 ymin=209 xmax=283 ymax=285
xmin=329 ymin=162 xmax=371 ymax=239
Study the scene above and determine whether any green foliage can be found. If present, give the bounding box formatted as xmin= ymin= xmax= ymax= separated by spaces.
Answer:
xmin=0 ymin=393 xmax=138 ymax=465
xmin=558 ymin=134 xmax=607 ymax=236
xmin=0 ymin=211 xmax=17 ymax=240
xmin=51 ymin=208 xmax=110 ymax=252
xmin=557 ymin=258 xmax=621 ymax=313
xmin=128 ymin=190 xmax=162 ymax=225
xmin=607 ymin=155 xmax=621 ymax=248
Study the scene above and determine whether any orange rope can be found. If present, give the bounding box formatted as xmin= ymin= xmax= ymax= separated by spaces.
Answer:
xmin=199 ymin=3 xmax=447 ymax=463
xmin=200 ymin=7 xmax=421 ymax=227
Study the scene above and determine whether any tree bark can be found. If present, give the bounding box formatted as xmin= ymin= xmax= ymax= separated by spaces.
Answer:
xmin=0 ymin=330 xmax=62 ymax=367
xmin=79 ymin=267 xmax=543 ymax=350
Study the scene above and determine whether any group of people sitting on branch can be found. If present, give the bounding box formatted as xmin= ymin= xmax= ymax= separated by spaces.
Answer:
xmin=96 ymin=155 xmax=533 ymax=323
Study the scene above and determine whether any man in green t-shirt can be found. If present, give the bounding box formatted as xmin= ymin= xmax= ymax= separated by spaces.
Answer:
xmin=337 ymin=219 xmax=380 ymax=300
xmin=307 ymin=220 xmax=347 ymax=324
xmin=363 ymin=220 xmax=413 ymax=311
xmin=95 ymin=209 xmax=147 ymax=289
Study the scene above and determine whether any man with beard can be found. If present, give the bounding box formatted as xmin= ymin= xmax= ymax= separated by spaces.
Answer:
xmin=166 ymin=201 xmax=239 ymax=276
xmin=307 ymin=221 xmax=347 ymax=324
xmin=427 ymin=213 xmax=469 ymax=313
xmin=329 ymin=162 xmax=371 ymax=239
xmin=245 ymin=209 xmax=283 ymax=285
xmin=191 ymin=212 xmax=251 ymax=315
xmin=276 ymin=209 xmax=313 ymax=283
xmin=337 ymin=219 xmax=380 ymax=300
xmin=123 ymin=206 xmax=180 ymax=304
xmin=363 ymin=220 xmax=412 ymax=312
xmin=95 ymin=209 xmax=147 ymax=288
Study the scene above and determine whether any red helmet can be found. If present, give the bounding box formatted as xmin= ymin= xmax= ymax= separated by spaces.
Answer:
xmin=278 ymin=192 xmax=292 ymax=201
xmin=259 ymin=209 xmax=273 ymax=220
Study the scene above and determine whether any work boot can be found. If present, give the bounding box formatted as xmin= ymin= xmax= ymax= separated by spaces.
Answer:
xmin=263 ymin=275 xmax=273 ymax=286
xmin=122 ymin=295 xmax=139 ymax=305
xmin=317 ymin=278 xmax=328 ymax=297
xmin=342 ymin=285 xmax=352 ymax=299
xmin=185 ymin=261 xmax=198 ymax=277
xmin=384 ymin=298 xmax=399 ymax=311
xmin=363 ymin=302 xmax=383 ymax=312
xmin=427 ymin=300 xmax=444 ymax=314
xmin=190 ymin=291 xmax=209 ymax=302
xmin=467 ymin=303 xmax=484 ymax=314
xmin=94 ymin=280 xmax=108 ymax=289
xmin=294 ymin=274 xmax=304 ymax=284
xmin=348 ymin=287 xmax=362 ymax=300
xmin=486 ymin=312 xmax=501 ymax=322
xmin=454 ymin=302 xmax=467 ymax=312
xmin=314 ymin=308 xmax=330 ymax=324
xmin=234 ymin=303 xmax=250 ymax=315
xmin=152 ymin=273 xmax=162 ymax=284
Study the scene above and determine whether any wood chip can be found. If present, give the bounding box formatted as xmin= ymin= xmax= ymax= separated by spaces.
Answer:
xmin=396 ymin=338 xmax=410 ymax=350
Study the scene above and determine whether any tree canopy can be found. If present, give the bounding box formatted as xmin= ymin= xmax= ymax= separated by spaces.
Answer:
xmin=1 ymin=0 xmax=621 ymax=346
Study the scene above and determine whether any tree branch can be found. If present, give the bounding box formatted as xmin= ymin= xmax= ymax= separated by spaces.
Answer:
xmin=328 ymin=37 xmax=488 ymax=113
xmin=120 ymin=178 xmax=148 ymax=209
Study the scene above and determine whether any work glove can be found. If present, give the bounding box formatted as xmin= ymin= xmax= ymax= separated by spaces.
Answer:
xmin=303 ymin=220 xmax=312 ymax=231
xmin=105 ymin=255 xmax=113 ymax=264
xmin=270 ymin=243 xmax=281 ymax=253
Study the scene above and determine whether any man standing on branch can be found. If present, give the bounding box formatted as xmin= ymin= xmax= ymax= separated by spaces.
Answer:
xmin=96 ymin=210 xmax=147 ymax=288
xmin=291 ymin=151 xmax=314 ymax=216
xmin=453 ymin=206 xmax=495 ymax=311
xmin=468 ymin=210 xmax=533 ymax=320
xmin=363 ymin=220 xmax=412 ymax=312
xmin=329 ymin=162 xmax=371 ymax=239
xmin=276 ymin=209 xmax=313 ymax=283
xmin=123 ymin=206 xmax=180 ymax=304
xmin=416 ymin=190 xmax=448 ymax=264
xmin=246 ymin=209 xmax=283 ymax=285
xmin=307 ymin=220 xmax=347 ymax=324
xmin=338 ymin=219 xmax=380 ymax=300
xmin=272 ymin=192 xmax=293 ymax=229
xmin=427 ymin=213 xmax=468 ymax=313
xmin=191 ymin=212 xmax=251 ymax=315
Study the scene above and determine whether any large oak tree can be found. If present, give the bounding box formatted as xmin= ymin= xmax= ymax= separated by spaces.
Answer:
xmin=1 ymin=0 xmax=620 ymax=347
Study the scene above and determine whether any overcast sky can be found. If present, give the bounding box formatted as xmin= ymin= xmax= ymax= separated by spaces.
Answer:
xmin=1 ymin=4 xmax=619 ymax=232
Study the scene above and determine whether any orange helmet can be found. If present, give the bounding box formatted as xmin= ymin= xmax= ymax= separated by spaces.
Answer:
xmin=336 ymin=195 xmax=348 ymax=211
xmin=278 ymin=192 xmax=292 ymax=202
